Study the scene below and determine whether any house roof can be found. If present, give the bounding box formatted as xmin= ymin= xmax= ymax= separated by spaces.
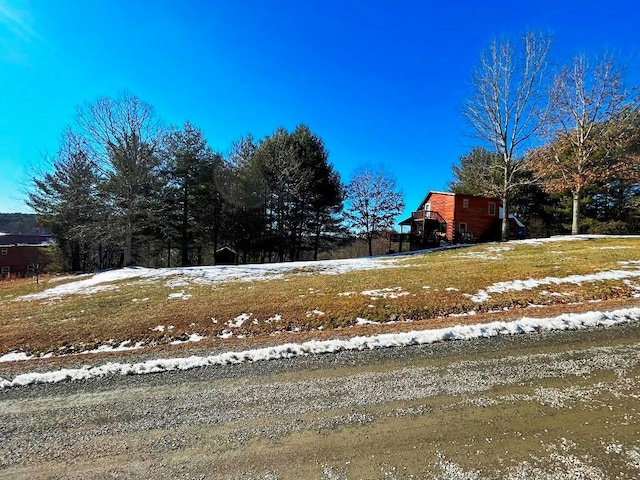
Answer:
xmin=416 ymin=191 xmax=453 ymax=210
xmin=499 ymin=208 xmax=525 ymax=228
xmin=215 ymin=246 xmax=237 ymax=254
xmin=0 ymin=234 xmax=52 ymax=248
xmin=416 ymin=190 xmax=500 ymax=210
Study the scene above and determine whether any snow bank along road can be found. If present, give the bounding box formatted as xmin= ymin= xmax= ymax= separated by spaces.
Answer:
xmin=1 ymin=320 xmax=639 ymax=479
xmin=2 ymin=307 xmax=640 ymax=389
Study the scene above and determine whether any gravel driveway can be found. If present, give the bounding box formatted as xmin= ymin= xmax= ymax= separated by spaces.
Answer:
xmin=1 ymin=324 xmax=639 ymax=479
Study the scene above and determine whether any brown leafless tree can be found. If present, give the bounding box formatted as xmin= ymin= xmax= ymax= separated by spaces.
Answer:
xmin=345 ymin=166 xmax=404 ymax=256
xmin=76 ymin=92 xmax=163 ymax=265
xmin=463 ymin=32 xmax=552 ymax=241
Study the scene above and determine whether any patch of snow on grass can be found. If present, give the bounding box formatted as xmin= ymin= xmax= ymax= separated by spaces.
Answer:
xmin=0 ymin=352 xmax=33 ymax=363
xmin=620 ymin=260 xmax=640 ymax=268
xmin=355 ymin=318 xmax=380 ymax=325
xmin=168 ymin=291 xmax=192 ymax=300
xmin=82 ymin=340 xmax=145 ymax=355
xmin=457 ymin=251 xmax=502 ymax=260
xmin=361 ymin=287 xmax=410 ymax=299
xmin=170 ymin=333 xmax=205 ymax=345
xmin=488 ymin=246 xmax=514 ymax=252
xmin=468 ymin=266 xmax=640 ymax=303
xmin=449 ymin=311 xmax=476 ymax=317
xmin=15 ymin=267 xmax=162 ymax=301
xmin=14 ymin=256 xmax=409 ymax=301
xmin=228 ymin=313 xmax=251 ymax=328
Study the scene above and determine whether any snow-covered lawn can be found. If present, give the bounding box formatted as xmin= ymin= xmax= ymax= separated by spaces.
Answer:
xmin=13 ymin=234 xmax=639 ymax=303
xmin=15 ymin=255 xmax=407 ymax=301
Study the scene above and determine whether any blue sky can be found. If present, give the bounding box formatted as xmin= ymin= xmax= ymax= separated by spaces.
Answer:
xmin=1 ymin=0 xmax=639 ymax=221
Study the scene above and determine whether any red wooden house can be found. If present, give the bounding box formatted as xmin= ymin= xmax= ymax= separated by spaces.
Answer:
xmin=0 ymin=234 xmax=52 ymax=278
xmin=395 ymin=191 xmax=506 ymax=250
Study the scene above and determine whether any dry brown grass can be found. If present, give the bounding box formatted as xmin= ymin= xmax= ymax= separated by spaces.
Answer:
xmin=1 ymin=236 xmax=639 ymax=358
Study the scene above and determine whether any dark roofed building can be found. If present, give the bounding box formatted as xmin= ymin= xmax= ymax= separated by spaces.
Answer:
xmin=0 ymin=234 xmax=52 ymax=278
xmin=214 ymin=246 xmax=237 ymax=265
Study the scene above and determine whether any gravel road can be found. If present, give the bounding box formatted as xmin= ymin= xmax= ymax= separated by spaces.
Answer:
xmin=1 ymin=324 xmax=640 ymax=479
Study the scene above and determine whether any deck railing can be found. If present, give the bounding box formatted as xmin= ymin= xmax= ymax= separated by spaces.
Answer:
xmin=411 ymin=209 xmax=446 ymax=225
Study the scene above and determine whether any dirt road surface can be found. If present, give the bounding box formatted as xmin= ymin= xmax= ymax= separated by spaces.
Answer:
xmin=1 ymin=324 xmax=639 ymax=479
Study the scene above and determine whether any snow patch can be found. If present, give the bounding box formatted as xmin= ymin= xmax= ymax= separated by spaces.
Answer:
xmin=14 ymin=255 xmax=407 ymax=301
xmin=361 ymin=287 xmax=410 ymax=299
xmin=82 ymin=340 xmax=145 ymax=355
xmin=170 ymin=333 xmax=205 ymax=345
xmin=228 ymin=313 xmax=251 ymax=328
xmin=0 ymin=351 xmax=33 ymax=363
xmin=467 ymin=267 xmax=640 ymax=303
xmin=168 ymin=291 xmax=192 ymax=300
xmin=355 ymin=318 xmax=380 ymax=325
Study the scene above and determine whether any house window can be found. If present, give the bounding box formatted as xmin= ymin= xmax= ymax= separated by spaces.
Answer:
xmin=0 ymin=248 xmax=7 ymax=255
xmin=463 ymin=199 xmax=469 ymax=208
xmin=27 ymin=264 xmax=37 ymax=275
xmin=1 ymin=266 xmax=9 ymax=278
xmin=459 ymin=223 xmax=467 ymax=234
xmin=489 ymin=202 xmax=496 ymax=215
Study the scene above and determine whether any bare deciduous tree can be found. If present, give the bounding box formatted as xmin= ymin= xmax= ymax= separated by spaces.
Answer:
xmin=345 ymin=166 xmax=404 ymax=256
xmin=463 ymin=32 xmax=552 ymax=241
xmin=76 ymin=91 xmax=163 ymax=265
xmin=531 ymin=54 xmax=640 ymax=234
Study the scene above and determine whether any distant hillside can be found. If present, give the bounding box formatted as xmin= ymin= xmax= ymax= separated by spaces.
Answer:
xmin=0 ymin=213 xmax=47 ymax=235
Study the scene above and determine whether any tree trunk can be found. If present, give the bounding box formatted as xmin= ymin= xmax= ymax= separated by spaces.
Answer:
xmin=123 ymin=216 xmax=133 ymax=266
xmin=167 ymin=238 xmax=171 ymax=268
xmin=181 ymin=186 xmax=189 ymax=266
xmin=501 ymin=195 xmax=509 ymax=242
xmin=71 ymin=241 xmax=81 ymax=272
xmin=368 ymin=234 xmax=373 ymax=256
xmin=571 ymin=188 xmax=581 ymax=235
xmin=313 ymin=212 xmax=321 ymax=261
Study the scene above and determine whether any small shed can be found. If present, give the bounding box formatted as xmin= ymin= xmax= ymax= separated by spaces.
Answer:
xmin=214 ymin=246 xmax=237 ymax=265
xmin=499 ymin=208 xmax=526 ymax=239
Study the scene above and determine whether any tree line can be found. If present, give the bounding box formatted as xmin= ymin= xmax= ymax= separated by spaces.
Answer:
xmin=30 ymin=33 xmax=640 ymax=272
xmin=28 ymin=92 xmax=404 ymax=271
xmin=456 ymin=32 xmax=640 ymax=240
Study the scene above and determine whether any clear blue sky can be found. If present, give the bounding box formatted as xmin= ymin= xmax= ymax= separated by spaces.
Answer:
xmin=1 ymin=0 xmax=639 ymax=221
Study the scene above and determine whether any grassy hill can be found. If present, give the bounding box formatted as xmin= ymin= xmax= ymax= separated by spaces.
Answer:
xmin=1 ymin=235 xmax=639 ymax=361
